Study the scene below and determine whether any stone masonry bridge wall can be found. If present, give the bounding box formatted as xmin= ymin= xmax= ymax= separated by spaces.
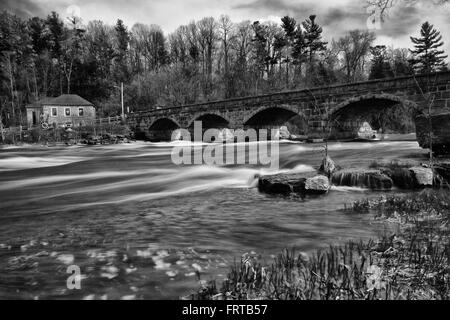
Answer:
xmin=127 ymin=72 xmax=450 ymax=141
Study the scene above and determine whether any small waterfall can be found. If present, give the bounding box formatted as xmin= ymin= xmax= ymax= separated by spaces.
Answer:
xmin=332 ymin=170 xmax=393 ymax=190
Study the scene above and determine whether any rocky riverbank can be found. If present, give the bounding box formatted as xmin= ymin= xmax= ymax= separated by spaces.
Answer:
xmin=258 ymin=158 xmax=450 ymax=197
xmin=0 ymin=123 xmax=133 ymax=146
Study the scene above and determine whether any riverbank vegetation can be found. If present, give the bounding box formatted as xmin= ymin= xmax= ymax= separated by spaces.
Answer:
xmin=0 ymin=122 xmax=132 ymax=145
xmin=190 ymin=190 xmax=450 ymax=300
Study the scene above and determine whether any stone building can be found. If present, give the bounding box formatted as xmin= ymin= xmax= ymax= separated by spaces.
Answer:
xmin=26 ymin=94 xmax=96 ymax=128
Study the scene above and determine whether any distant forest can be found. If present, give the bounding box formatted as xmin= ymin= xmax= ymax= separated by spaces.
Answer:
xmin=0 ymin=5 xmax=448 ymax=131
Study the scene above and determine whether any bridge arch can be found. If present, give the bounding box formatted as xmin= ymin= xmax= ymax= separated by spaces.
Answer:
xmin=244 ymin=105 xmax=306 ymax=128
xmin=330 ymin=93 xmax=418 ymax=139
xmin=188 ymin=112 xmax=231 ymax=129
xmin=149 ymin=117 xmax=181 ymax=130
xmin=147 ymin=117 xmax=181 ymax=141
xmin=332 ymin=93 xmax=418 ymax=115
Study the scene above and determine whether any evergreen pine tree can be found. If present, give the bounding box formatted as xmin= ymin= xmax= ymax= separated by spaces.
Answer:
xmin=302 ymin=15 xmax=327 ymax=85
xmin=281 ymin=16 xmax=307 ymax=85
xmin=281 ymin=16 xmax=297 ymax=87
xmin=410 ymin=22 xmax=448 ymax=73
xmin=292 ymin=29 xmax=307 ymax=67
xmin=302 ymin=15 xmax=327 ymax=64
xmin=114 ymin=19 xmax=130 ymax=83
xmin=46 ymin=11 xmax=65 ymax=59
xmin=281 ymin=16 xmax=297 ymax=42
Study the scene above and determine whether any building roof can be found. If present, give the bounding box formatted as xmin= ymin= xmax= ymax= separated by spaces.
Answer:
xmin=26 ymin=94 xmax=94 ymax=108
xmin=45 ymin=94 xmax=94 ymax=106
xmin=26 ymin=97 xmax=54 ymax=108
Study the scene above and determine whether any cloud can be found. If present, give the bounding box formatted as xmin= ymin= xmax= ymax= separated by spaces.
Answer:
xmin=376 ymin=3 xmax=421 ymax=37
xmin=1 ymin=0 xmax=449 ymax=59
xmin=375 ymin=1 xmax=450 ymax=60
xmin=232 ymin=0 xmax=368 ymax=38
xmin=0 ymin=0 xmax=48 ymax=18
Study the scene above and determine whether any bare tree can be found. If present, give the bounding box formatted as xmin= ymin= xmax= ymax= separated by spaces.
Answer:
xmin=334 ymin=30 xmax=376 ymax=82
xmin=197 ymin=17 xmax=218 ymax=96
xmin=2 ymin=52 xmax=16 ymax=118
xmin=130 ymin=24 xmax=167 ymax=72
xmin=231 ymin=21 xmax=253 ymax=67
xmin=168 ymin=26 xmax=189 ymax=66
xmin=306 ymin=89 xmax=341 ymax=178
xmin=0 ymin=98 xmax=6 ymax=142
xmin=130 ymin=23 xmax=151 ymax=72
xmin=218 ymin=15 xmax=235 ymax=98
xmin=62 ymin=16 xmax=85 ymax=94
xmin=413 ymin=74 xmax=439 ymax=175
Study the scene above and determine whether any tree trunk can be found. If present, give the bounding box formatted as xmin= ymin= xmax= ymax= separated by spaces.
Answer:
xmin=33 ymin=67 xmax=39 ymax=99
xmin=7 ymin=56 xmax=15 ymax=118
xmin=0 ymin=112 xmax=4 ymax=142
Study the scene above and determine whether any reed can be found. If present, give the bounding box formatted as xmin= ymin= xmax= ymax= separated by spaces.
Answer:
xmin=190 ymin=190 xmax=450 ymax=300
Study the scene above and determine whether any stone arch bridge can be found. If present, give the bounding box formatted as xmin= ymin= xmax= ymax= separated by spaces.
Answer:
xmin=127 ymin=72 xmax=450 ymax=141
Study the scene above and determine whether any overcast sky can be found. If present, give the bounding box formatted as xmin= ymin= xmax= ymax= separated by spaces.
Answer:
xmin=2 ymin=0 xmax=450 ymax=55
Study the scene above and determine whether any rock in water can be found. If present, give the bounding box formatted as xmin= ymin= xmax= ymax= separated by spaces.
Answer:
xmin=258 ymin=172 xmax=328 ymax=196
xmin=410 ymin=167 xmax=433 ymax=187
xmin=279 ymin=126 xmax=291 ymax=140
xmin=258 ymin=174 xmax=306 ymax=196
xmin=382 ymin=168 xmax=416 ymax=189
xmin=258 ymin=175 xmax=296 ymax=196
xmin=305 ymin=176 xmax=330 ymax=194
xmin=319 ymin=156 xmax=336 ymax=177
xmin=382 ymin=166 xmax=445 ymax=189
xmin=332 ymin=169 xmax=393 ymax=190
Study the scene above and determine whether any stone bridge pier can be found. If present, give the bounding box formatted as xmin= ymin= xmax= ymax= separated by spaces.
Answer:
xmin=127 ymin=72 xmax=450 ymax=142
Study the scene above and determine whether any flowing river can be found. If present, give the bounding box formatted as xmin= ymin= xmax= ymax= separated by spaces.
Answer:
xmin=0 ymin=139 xmax=427 ymax=299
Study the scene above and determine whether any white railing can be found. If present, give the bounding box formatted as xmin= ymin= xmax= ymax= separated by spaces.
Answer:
xmin=95 ymin=116 xmax=123 ymax=124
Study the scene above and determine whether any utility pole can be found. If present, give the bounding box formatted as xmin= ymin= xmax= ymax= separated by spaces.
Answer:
xmin=113 ymin=83 xmax=125 ymax=120
xmin=121 ymin=82 xmax=124 ymax=120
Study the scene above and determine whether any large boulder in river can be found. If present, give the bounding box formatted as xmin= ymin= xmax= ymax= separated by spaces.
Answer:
xmin=258 ymin=173 xmax=329 ymax=196
xmin=382 ymin=166 xmax=445 ymax=189
xmin=305 ymin=175 xmax=331 ymax=194
xmin=258 ymin=174 xmax=306 ymax=196
xmin=410 ymin=166 xmax=433 ymax=187
xmin=332 ymin=169 xmax=393 ymax=190
xmin=319 ymin=156 xmax=337 ymax=177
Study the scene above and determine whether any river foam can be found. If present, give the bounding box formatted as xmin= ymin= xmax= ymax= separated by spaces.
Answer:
xmin=0 ymin=156 xmax=87 ymax=171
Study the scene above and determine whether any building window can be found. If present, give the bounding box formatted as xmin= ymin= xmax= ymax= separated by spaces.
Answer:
xmin=51 ymin=107 xmax=57 ymax=117
xmin=65 ymin=108 xmax=71 ymax=117
xmin=78 ymin=108 xmax=84 ymax=116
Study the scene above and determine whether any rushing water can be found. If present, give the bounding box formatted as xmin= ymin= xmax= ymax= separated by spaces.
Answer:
xmin=0 ymin=139 xmax=427 ymax=300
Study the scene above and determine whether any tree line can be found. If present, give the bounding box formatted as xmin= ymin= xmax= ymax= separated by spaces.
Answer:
xmin=0 ymin=10 xmax=447 ymax=127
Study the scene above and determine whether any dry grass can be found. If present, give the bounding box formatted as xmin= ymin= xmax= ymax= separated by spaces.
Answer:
xmin=190 ymin=190 xmax=450 ymax=300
